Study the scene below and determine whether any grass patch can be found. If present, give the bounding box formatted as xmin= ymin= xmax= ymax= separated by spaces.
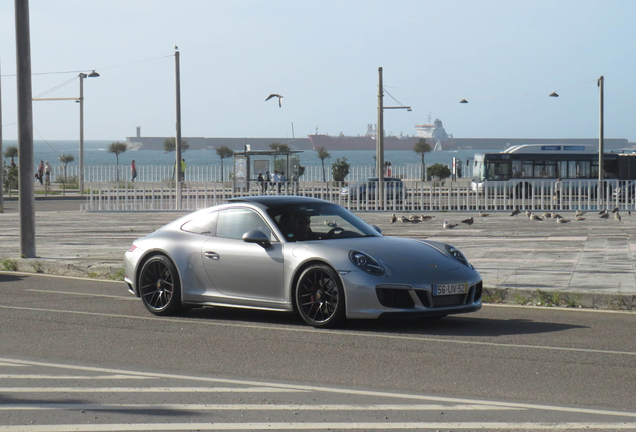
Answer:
xmin=110 ymin=268 xmax=125 ymax=281
xmin=88 ymin=272 xmax=100 ymax=278
xmin=1 ymin=259 xmax=18 ymax=271
xmin=31 ymin=261 xmax=43 ymax=273
xmin=481 ymin=287 xmax=506 ymax=303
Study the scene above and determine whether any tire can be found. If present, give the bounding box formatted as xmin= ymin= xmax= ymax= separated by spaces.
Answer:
xmin=138 ymin=255 xmax=183 ymax=316
xmin=295 ymin=264 xmax=346 ymax=328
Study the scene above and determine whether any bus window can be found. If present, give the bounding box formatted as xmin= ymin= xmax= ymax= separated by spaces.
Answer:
xmin=521 ymin=162 xmax=533 ymax=178
xmin=512 ymin=160 xmax=522 ymax=178
xmin=487 ymin=161 xmax=510 ymax=180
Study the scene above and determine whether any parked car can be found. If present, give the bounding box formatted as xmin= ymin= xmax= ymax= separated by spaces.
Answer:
xmin=340 ymin=177 xmax=404 ymax=201
xmin=124 ymin=196 xmax=482 ymax=328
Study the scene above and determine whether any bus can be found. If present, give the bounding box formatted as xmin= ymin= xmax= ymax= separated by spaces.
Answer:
xmin=471 ymin=144 xmax=636 ymax=198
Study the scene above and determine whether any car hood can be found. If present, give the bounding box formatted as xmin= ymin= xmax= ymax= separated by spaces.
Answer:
xmin=296 ymin=236 xmax=466 ymax=275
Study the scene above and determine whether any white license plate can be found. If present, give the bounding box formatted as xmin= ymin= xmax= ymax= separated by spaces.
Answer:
xmin=433 ymin=283 xmax=468 ymax=296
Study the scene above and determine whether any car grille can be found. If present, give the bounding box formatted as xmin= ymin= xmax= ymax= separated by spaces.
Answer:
xmin=376 ymin=288 xmax=415 ymax=309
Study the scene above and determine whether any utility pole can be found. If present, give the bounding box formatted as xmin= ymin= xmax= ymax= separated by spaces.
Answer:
xmin=376 ymin=67 xmax=384 ymax=205
xmin=15 ymin=0 xmax=36 ymax=257
xmin=174 ymin=46 xmax=182 ymax=209
xmin=0 ymin=50 xmax=4 ymax=213
xmin=598 ymin=75 xmax=604 ymax=207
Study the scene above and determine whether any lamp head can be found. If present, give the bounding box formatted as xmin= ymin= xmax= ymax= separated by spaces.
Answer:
xmin=88 ymin=70 xmax=100 ymax=78
xmin=549 ymin=91 xmax=559 ymax=97
xmin=459 ymin=99 xmax=468 ymax=104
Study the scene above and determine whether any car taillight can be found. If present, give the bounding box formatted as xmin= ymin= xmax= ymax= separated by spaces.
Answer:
xmin=128 ymin=245 xmax=137 ymax=253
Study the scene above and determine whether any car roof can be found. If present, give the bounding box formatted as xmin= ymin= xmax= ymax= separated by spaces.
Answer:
xmin=228 ymin=195 xmax=332 ymax=208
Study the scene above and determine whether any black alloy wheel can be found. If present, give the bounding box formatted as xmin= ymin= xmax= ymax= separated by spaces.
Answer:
xmin=138 ymin=255 xmax=182 ymax=316
xmin=295 ymin=264 xmax=345 ymax=328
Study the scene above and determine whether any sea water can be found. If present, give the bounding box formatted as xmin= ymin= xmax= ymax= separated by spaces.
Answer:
xmin=4 ymin=139 xmax=480 ymax=171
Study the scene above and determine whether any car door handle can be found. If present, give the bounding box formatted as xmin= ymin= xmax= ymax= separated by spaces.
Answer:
xmin=204 ymin=252 xmax=220 ymax=260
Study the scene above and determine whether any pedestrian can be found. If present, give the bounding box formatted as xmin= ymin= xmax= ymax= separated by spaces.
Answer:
xmin=279 ymin=172 xmax=287 ymax=193
xmin=456 ymin=159 xmax=462 ymax=178
xmin=131 ymin=160 xmax=137 ymax=182
xmin=10 ymin=158 xmax=16 ymax=169
xmin=44 ymin=161 xmax=51 ymax=190
xmin=554 ymin=178 xmax=562 ymax=200
xmin=181 ymin=158 xmax=186 ymax=181
xmin=264 ymin=171 xmax=271 ymax=192
xmin=37 ymin=160 xmax=44 ymax=185
xmin=272 ymin=171 xmax=280 ymax=193
xmin=257 ymin=172 xmax=264 ymax=193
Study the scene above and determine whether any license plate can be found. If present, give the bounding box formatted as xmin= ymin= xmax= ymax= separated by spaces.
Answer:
xmin=433 ymin=283 xmax=468 ymax=296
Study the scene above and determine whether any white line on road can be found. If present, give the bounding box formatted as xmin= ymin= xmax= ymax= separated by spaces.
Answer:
xmin=2 ymin=357 xmax=635 ymax=419
xmin=0 ymin=403 xmax=520 ymax=411
xmin=2 ymin=421 xmax=636 ymax=431
xmin=24 ymin=289 xmax=137 ymax=300
xmin=0 ymin=374 xmax=149 ymax=379
xmin=0 ymin=387 xmax=303 ymax=393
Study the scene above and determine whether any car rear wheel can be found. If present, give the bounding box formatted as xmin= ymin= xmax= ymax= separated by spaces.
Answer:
xmin=295 ymin=264 xmax=345 ymax=328
xmin=139 ymin=255 xmax=182 ymax=316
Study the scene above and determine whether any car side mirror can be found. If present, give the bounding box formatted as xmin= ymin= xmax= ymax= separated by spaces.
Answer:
xmin=242 ymin=230 xmax=272 ymax=248
xmin=372 ymin=225 xmax=382 ymax=234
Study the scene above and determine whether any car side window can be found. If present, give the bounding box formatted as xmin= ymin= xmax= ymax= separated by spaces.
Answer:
xmin=181 ymin=211 xmax=218 ymax=235
xmin=216 ymin=208 xmax=276 ymax=241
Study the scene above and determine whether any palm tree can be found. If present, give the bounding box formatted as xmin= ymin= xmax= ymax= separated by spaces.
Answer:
xmin=59 ymin=154 xmax=74 ymax=183
xmin=414 ymin=139 xmax=432 ymax=180
xmin=163 ymin=137 xmax=189 ymax=153
xmin=215 ymin=146 xmax=233 ymax=181
xmin=317 ymin=146 xmax=330 ymax=182
xmin=107 ymin=142 xmax=128 ymax=182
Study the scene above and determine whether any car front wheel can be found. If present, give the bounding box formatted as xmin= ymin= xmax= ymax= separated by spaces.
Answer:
xmin=295 ymin=264 xmax=345 ymax=328
xmin=138 ymin=255 xmax=182 ymax=316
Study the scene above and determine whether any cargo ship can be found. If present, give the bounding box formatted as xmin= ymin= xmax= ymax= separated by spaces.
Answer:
xmin=307 ymin=118 xmax=456 ymax=151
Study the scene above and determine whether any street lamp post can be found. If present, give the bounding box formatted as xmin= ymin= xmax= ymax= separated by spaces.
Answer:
xmin=550 ymin=75 xmax=604 ymax=207
xmin=376 ymin=67 xmax=411 ymax=206
xmin=78 ymin=70 xmax=99 ymax=194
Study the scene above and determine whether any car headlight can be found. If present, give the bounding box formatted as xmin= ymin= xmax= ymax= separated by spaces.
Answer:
xmin=349 ymin=251 xmax=384 ymax=275
xmin=445 ymin=244 xmax=473 ymax=269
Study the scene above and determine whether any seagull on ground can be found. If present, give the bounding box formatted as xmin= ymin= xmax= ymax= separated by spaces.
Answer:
xmin=576 ymin=216 xmax=585 ymax=221
xmin=551 ymin=212 xmax=562 ymax=219
xmin=530 ymin=213 xmax=543 ymax=221
xmin=443 ymin=220 xmax=458 ymax=229
xmin=510 ymin=209 xmax=521 ymax=216
xmin=479 ymin=211 xmax=489 ymax=217
xmin=324 ymin=220 xmax=337 ymax=227
xmin=420 ymin=215 xmax=435 ymax=221
xmin=575 ymin=210 xmax=586 ymax=217
xmin=612 ymin=206 xmax=620 ymax=213
xmin=525 ymin=210 xmax=532 ymax=218
xmin=600 ymin=212 xmax=609 ymax=219
xmin=599 ymin=208 xmax=607 ymax=215
xmin=265 ymin=94 xmax=284 ymax=107
xmin=461 ymin=217 xmax=474 ymax=226
xmin=542 ymin=212 xmax=552 ymax=219
xmin=399 ymin=216 xmax=410 ymax=223
xmin=390 ymin=214 xmax=397 ymax=224
xmin=557 ymin=217 xmax=570 ymax=224
xmin=409 ymin=214 xmax=421 ymax=222
xmin=615 ymin=212 xmax=621 ymax=222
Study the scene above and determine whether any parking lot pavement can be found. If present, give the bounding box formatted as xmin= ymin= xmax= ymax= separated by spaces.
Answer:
xmin=0 ymin=205 xmax=634 ymax=309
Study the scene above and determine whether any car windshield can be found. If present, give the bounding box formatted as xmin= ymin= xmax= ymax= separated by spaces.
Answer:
xmin=267 ymin=201 xmax=380 ymax=242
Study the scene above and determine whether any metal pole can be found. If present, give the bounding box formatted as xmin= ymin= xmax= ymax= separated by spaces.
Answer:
xmin=15 ymin=0 xmax=36 ymax=257
xmin=598 ymin=75 xmax=604 ymax=207
xmin=0 ymin=50 xmax=4 ymax=213
xmin=175 ymin=47 xmax=182 ymax=209
xmin=79 ymin=73 xmax=85 ymax=195
xmin=376 ymin=67 xmax=384 ymax=205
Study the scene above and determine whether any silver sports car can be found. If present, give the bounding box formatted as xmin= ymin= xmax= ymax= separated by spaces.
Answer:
xmin=124 ymin=196 xmax=482 ymax=328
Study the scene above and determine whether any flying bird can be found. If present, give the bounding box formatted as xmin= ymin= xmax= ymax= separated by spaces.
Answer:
xmin=265 ymin=94 xmax=284 ymax=107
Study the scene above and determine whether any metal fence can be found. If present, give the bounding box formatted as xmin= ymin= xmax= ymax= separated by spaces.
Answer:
xmin=82 ymin=179 xmax=635 ymax=212
xmin=44 ymin=163 xmax=427 ymax=183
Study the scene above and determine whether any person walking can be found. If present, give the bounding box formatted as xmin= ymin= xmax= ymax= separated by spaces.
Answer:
xmin=131 ymin=160 xmax=137 ymax=182
xmin=279 ymin=172 xmax=287 ymax=193
xmin=554 ymin=178 xmax=562 ymax=201
xmin=10 ymin=158 xmax=16 ymax=169
xmin=181 ymin=158 xmax=186 ymax=181
xmin=36 ymin=160 xmax=44 ymax=185
xmin=44 ymin=161 xmax=52 ymax=192
xmin=272 ymin=171 xmax=280 ymax=193
xmin=257 ymin=172 xmax=264 ymax=193
xmin=264 ymin=171 xmax=271 ymax=192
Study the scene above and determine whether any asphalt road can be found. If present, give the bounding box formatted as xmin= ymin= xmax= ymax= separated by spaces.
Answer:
xmin=1 ymin=197 xmax=83 ymax=213
xmin=1 ymin=272 xmax=634 ymax=431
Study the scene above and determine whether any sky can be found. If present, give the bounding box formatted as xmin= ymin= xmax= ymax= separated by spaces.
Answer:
xmin=1 ymin=0 xmax=635 ymax=143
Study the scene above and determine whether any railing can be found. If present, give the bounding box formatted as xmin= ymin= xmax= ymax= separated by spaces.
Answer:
xmin=43 ymin=163 xmax=427 ymax=183
xmin=82 ymin=179 xmax=635 ymax=212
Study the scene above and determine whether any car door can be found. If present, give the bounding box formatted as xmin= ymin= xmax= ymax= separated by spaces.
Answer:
xmin=201 ymin=207 xmax=285 ymax=302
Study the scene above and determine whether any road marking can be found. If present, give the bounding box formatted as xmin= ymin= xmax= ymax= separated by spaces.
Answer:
xmin=0 ymin=374 xmax=149 ymax=379
xmin=0 ymin=387 xmax=303 ymax=393
xmin=2 ymin=422 xmax=636 ymax=431
xmin=2 ymin=357 xmax=636 ymax=419
xmin=0 ymin=271 xmax=122 ymax=284
xmin=1 ymin=304 xmax=635 ymax=357
xmin=0 ymin=403 xmax=520 ymax=411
